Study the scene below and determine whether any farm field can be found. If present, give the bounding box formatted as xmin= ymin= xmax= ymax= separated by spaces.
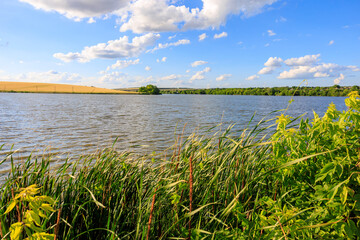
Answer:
xmin=0 ymin=81 xmax=137 ymax=94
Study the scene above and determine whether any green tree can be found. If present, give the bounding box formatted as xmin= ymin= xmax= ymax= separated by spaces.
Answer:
xmin=138 ymin=84 xmax=160 ymax=95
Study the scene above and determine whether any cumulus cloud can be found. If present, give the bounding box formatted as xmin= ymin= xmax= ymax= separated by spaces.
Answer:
xmin=284 ymin=54 xmax=320 ymax=66
xmin=258 ymin=67 xmax=274 ymax=74
xmin=0 ymin=70 xmax=84 ymax=84
xmin=328 ymin=40 xmax=334 ymax=46
xmin=264 ymin=57 xmax=283 ymax=67
xmin=214 ymin=32 xmax=228 ymax=39
xmin=99 ymin=71 xmax=127 ymax=84
xmin=20 ymin=0 xmax=131 ymax=20
xmin=119 ymin=0 xmax=194 ymax=33
xmin=277 ymin=63 xmax=354 ymax=79
xmin=267 ymin=30 xmax=276 ymax=36
xmin=148 ymin=39 xmax=190 ymax=52
xmin=145 ymin=66 xmax=151 ymax=71
xmin=258 ymin=57 xmax=283 ymax=75
xmin=161 ymin=74 xmax=181 ymax=81
xmin=23 ymin=0 xmax=280 ymax=33
xmin=246 ymin=75 xmax=259 ymax=81
xmin=87 ymin=17 xmax=96 ymax=24
xmin=183 ymin=0 xmax=278 ymax=30
xmin=199 ymin=33 xmax=207 ymax=41
xmin=191 ymin=60 xmax=208 ymax=67
xmin=250 ymin=54 xmax=359 ymax=82
xmin=190 ymin=67 xmax=211 ymax=82
xmin=333 ymin=74 xmax=344 ymax=84
xmin=107 ymin=59 xmax=140 ymax=70
xmin=216 ymin=74 xmax=232 ymax=81
xmin=119 ymin=0 xmax=279 ymax=33
xmin=54 ymin=33 xmax=160 ymax=62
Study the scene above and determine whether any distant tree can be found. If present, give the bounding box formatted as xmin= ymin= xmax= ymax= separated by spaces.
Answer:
xmin=138 ymin=84 xmax=160 ymax=95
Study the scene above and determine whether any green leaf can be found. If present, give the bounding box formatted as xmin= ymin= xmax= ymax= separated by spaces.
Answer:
xmin=29 ymin=210 xmax=41 ymax=226
xmin=340 ymin=186 xmax=348 ymax=205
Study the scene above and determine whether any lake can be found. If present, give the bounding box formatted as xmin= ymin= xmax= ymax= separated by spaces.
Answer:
xmin=0 ymin=93 xmax=347 ymax=167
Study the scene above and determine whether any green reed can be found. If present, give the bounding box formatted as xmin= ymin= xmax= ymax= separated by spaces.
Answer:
xmin=1 ymin=92 xmax=359 ymax=239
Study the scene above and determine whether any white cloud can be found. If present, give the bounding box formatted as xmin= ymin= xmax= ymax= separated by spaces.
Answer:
xmin=216 ymin=74 xmax=232 ymax=81
xmin=54 ymin=33 xmax=160 ymax=62
xmin=161 ymin=57 xmax=167 ymax=62
xmin=246 ymin=75 xmax=259 ymax=81
xmin=328 ymin=40 xmax=334 ymax=46
xmin=264 ymin=43 xmax=270 ymax=47
xmin=24 ymin=0 xmax=280 ymax=33
xmin=190 ymin=67 xmax=211 ymax=82
xmin=87 ymin=17 xmax=96 ymax=24
xmin=191 ymin=60 xmax=208 ymax=67
xmin=108 ymin=59 xmax=140 ymax=70
xmin=284 ymin=54 xmax=320 ymax=66
xmin=183 ymin=0 xmax=278 ymax=30
xmin=119 ymin=0 xmax=194 ymax=33
xmin=199 ymin=33 xmax=207 ymax=41
xmin=0 ymin=70 xmax=84 ymax=84
xmin=258 ymin=67 xmax=274 ymax=74
xmin=20 ymin=0 xmax=131 ymax=20
xmin=168 ymin=34 xmax=176 ymax=40
xmin=119 ymin=0 xmax=279 ymax=33
xmin=264 ymin=57 xmax=283 ymax=67
xmin=267 ymin=30 xmax=276 ymax=36
xmin=145 ymin=66 xmax=151 ymax=71
xmin=258 ymin=57 xmax=283 ymax=74
xmin=250 ymin=54 xmax=359 ymax=82
xmin=278 ymin=63 xmax=356 ymax=79
xmin=148 ymin=39 xmax=190 ymax=52
xmin=161 ymin=74 xmax=181 ymax=81
xmin=334 ymin=74 xmax=344 ymax=84
xmin=214 ymin=32 xmax=228 ymax=39
xmin=99 ymin=71 xmax=127 ymax=84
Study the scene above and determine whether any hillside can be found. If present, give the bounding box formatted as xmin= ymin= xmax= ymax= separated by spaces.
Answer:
xmin=0 ymin=81 xmax=137 ymax=94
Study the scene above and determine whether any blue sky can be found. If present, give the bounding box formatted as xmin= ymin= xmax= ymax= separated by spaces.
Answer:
xmin=0 ymin=0 xmax=359 ymax=89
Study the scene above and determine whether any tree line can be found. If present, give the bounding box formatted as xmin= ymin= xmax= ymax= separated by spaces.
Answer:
xmin=161 ymin=85 xmax=360 ymax=97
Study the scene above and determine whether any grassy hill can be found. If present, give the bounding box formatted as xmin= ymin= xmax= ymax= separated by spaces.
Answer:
xmin=0 ymin=81 xmax=137 ymax=94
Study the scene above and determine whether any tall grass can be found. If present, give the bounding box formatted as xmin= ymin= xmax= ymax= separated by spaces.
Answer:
xmin=1 ymin=92 xmax=360 ymax=239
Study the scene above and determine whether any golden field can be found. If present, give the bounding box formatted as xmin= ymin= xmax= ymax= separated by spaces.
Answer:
xmin=0 ymin=81 xmax=137 ymax=94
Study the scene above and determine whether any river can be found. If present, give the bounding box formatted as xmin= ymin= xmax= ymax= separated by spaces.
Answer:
xmin=0 ymin=93 xmax=347 ymax=167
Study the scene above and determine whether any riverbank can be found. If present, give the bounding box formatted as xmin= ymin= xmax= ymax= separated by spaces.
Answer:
xmin=0 ymin=81 xmax=137 ymax=94
xmin=0 ymin=92 xmax=359 ymax=239
xmin=161 ymin=85 xmax=359 ymax=97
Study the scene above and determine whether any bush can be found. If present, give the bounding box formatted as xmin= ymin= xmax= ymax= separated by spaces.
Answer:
xmin=139 ymin=84 xmax=160 ymax=95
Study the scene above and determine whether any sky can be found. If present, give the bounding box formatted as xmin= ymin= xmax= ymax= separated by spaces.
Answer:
xmin=0 ymin=0 xmax=359 ymax=89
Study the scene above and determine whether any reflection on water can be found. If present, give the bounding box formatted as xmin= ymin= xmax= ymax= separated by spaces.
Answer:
xmin=0 ymin=93 xmax=347 ymax=169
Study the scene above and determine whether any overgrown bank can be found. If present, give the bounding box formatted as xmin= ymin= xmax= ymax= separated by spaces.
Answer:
xmin=161 ymin=85 xmax=359 ymax=97
xmin=1 ymin=92 xmax=360 ymax=239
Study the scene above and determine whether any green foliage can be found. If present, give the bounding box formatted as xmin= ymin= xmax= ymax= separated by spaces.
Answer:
xmin=139 ymin=84 xmax=160 ymax=95
xmin=3 ymin=185 xmax=56 ymax=240
xmin=161 ymin=85 xmax=360 ymax=97
xmin=0 ymin=92 xmax=360 ymax=239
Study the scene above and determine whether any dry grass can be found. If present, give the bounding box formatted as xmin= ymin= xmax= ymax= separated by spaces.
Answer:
xmin=0 ymin=81 xmax=137 ymax=94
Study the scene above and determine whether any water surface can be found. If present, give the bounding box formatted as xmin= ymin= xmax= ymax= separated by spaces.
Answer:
xmin=0 ymin=93 xmax=347 ymax=167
